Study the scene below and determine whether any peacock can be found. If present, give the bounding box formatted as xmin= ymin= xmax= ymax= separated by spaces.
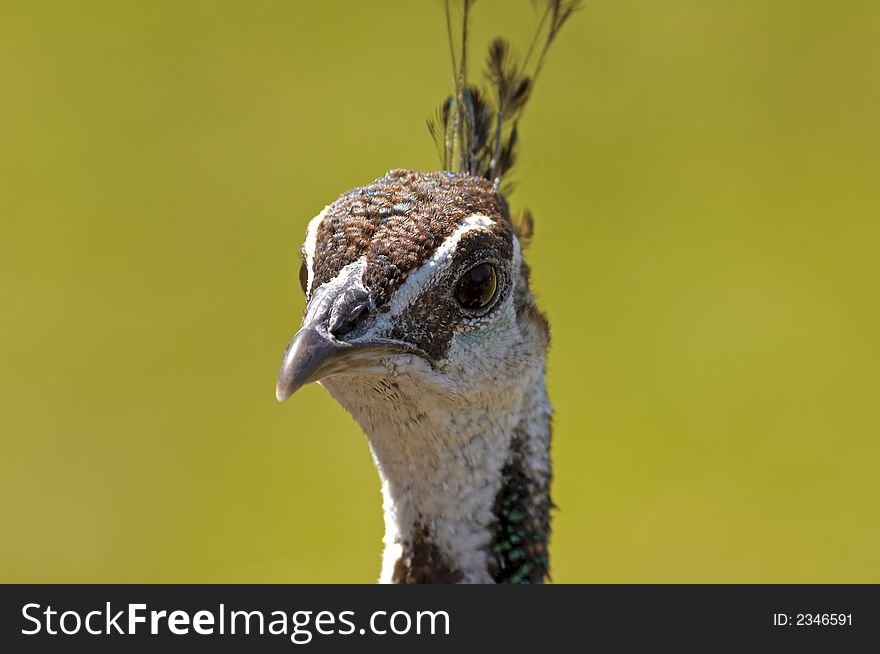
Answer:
xmin=276 ymin=0 xmax=580 ymax=584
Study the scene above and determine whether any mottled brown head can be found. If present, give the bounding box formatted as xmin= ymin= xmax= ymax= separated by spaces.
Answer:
xmin=306 ymin=169 xmax=512 ymax=308
xmin=276 ymin=168 xmax=544 ymax=402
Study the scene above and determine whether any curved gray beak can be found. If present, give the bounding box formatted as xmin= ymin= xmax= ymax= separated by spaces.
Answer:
xmin=275 ymin=327 xmax=352 ymax=401
xmin=275 ymin=283 xmax=425 ymax=402
xmin=275 ymin=328 xmax=422 ymax=402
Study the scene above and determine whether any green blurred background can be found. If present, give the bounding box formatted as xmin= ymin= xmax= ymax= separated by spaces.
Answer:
xmin=1 ymin=0 xmax=878 ymax=583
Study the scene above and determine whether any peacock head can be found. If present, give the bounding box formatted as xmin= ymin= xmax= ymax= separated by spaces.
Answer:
xmin=275 ymin=169 xmax=545 ymax=405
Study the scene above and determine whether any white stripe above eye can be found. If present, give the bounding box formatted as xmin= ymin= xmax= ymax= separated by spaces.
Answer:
xmin=302 ymin=206 xmax=329 ymax=296
xmin=384 ymin=213 xmax=496 ymax=316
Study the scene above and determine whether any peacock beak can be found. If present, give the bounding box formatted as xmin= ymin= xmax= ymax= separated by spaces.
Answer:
xmin=275 ymin=326 xmax=426 ymax=401
xmin=275 ymin=326 xmax=347 ymax=401
xmin=275 ymin=284 xmax=426 ymax=402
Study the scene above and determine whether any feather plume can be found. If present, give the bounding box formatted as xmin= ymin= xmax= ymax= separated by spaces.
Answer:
xmin=428 ymin=0 xmax=582 ymax=192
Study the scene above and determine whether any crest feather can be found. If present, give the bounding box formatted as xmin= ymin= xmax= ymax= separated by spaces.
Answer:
xmin=427 ymin=0 xmax=582 ymax=191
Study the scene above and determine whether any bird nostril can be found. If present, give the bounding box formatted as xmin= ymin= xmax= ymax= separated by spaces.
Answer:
xmin=329 ymin=300 xmax=369 ymax=338
xmin=348 ymin=302 xmax=368 ymax=324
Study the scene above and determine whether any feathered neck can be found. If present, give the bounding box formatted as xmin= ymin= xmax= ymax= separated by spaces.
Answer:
xmin=322 ymin=347 xmax=552 ymax=584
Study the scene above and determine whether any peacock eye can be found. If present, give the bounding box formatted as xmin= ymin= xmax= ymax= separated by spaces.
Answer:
xmin=454 ymin=263 xmax=497 ymax=311
xmin=299 ymin=260 xmax=308 ymax=295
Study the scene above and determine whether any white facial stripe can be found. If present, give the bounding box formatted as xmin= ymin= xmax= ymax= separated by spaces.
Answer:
xmin=386 ymin=214 xmax=496 ymax=316
xmin=512 ymin=233 xmax=522 ymax=272
xmin=303 ymin=206 xmax=329 ymax=296
xmin=305 ymin=212 xmax=503 ymax=343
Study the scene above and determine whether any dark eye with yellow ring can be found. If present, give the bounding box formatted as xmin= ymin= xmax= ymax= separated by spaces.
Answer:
xmin=454 ymin=263 xmax=497 ymax=310
xmin=298 ymin=261 xmax=308 ymax=295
